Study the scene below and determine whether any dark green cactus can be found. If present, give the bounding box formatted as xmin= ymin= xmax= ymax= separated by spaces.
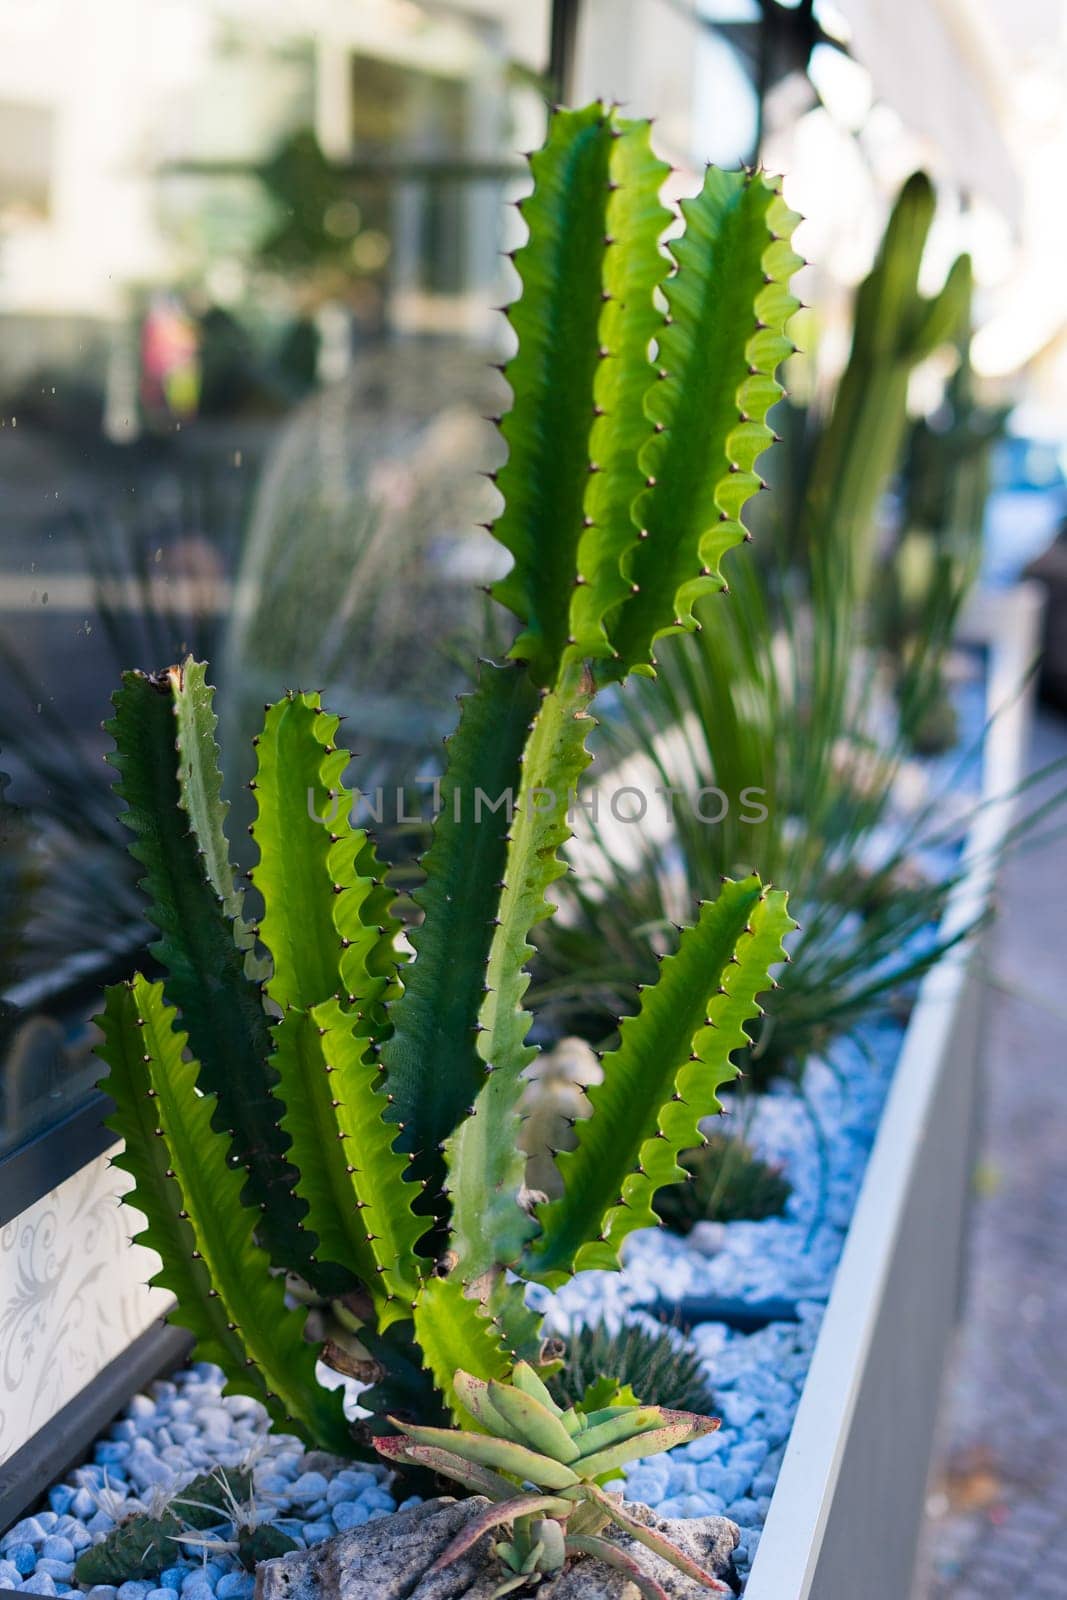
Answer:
xmin=236 ymin=1524 xmax=301 ymax=1571
xmin=96 ymin=103 xmax=799 ymax=1454
xmin=74 ymin=1470 xmax=252 ymax=1585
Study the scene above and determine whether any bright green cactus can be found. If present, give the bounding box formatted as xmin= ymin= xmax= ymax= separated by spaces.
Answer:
xmin=374 ymin=1363 xmax=730 ymax=1598
xmin=95 ymin=102 xmax=799 ymax=1457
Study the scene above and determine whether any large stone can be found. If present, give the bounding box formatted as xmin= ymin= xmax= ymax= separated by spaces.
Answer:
xmin=254 ymin=1496 xmax=740 ymax=1600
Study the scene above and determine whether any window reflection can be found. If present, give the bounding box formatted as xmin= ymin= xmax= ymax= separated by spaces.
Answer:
xmin=0 ymin=0 xmax=775 ymax=1162
xmin=0 ymin=0 xmax=548 ymax=1156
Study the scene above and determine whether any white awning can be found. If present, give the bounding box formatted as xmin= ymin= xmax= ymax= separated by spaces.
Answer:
xmin=836 ymin=0 xmax=1020 ymax=223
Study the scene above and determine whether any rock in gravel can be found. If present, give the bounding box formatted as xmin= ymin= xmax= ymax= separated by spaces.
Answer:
xmin=254 ymin=1495 xmax=740 ymax=1600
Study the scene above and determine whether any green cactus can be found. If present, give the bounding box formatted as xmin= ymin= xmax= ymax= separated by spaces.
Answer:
xmin=73 ymin=1469 xmax=252 ymax=1585
xmin=374 ymin=1364 xmax=730 ymax=1598
xmin=95 ymin=103 xmax=799 ymax=1455
xmin=804 ymin=172 xmax=972 ymax=605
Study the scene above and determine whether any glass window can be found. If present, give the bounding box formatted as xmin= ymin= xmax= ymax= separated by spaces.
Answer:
xmin=0 ymin=0 xmax=549 ymax=1160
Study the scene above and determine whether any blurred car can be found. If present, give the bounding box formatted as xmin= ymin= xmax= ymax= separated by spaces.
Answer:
xmin=983 ymin=429 xmax=1067 ymax=586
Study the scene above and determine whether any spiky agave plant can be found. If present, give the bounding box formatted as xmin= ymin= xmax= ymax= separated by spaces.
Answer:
xmin=375 ymin=1364 xmax=730 ymax=1599
xmin=550 ymin=1318 xmax=716 ymax=1416
xmin=95 ymin=103 xmax=800 ymax=1457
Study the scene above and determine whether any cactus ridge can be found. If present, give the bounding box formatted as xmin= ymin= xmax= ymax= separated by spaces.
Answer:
xmin=273 ymin=1001 xmax=423 ymax=1329
xmin=490 ymin=103 xmax=618 ymax=682
xmin=444 ymin=668 xmax=596 ymax=1279
xmin=381 ymin=660 xmax=540 ymax=1173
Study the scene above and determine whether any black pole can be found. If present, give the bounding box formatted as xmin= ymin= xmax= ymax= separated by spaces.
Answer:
xmin=549 ymin=0 xmax=582 ymax=105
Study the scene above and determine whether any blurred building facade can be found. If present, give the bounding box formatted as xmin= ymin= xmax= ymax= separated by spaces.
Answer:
xmin=0 ymin=0 xmax=1064 ymax=1176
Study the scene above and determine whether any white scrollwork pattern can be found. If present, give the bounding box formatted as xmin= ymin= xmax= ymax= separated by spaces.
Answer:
xmin=0 ymin=1151 xmax=169 ymax=1463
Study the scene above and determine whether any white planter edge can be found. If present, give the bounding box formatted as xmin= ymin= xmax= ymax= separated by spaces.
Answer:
xmin=745 ymin=581 xmax=1045 ymax=1600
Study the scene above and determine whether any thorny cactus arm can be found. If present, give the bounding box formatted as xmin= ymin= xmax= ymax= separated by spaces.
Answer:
xmin=98 ymin=977 xmax=351 ymax=1453
xmin=565 ymin=119 xmax=672 ymax=664
xmin=105 ymin=666 xmax=317 ymax=1288
xmin=379 ymin=662 xmax=540 ymax=1178
xmin=250 ymin=691 xmax=402 ymax=1018
xmin=608 ymin=170 xmax=801 ymax=677
xmin=526 ymin=877 xmax=796 ymax=1284
xmin=443 ymin=663 xmax=596 ymax=1281
xmin=490 ymin=107 xmax=671 ymax=684
xmin=272 ymin=1001 xmax=423 ymax=1331
xmin=410 ymin=1274 xmax=514 ymax=1425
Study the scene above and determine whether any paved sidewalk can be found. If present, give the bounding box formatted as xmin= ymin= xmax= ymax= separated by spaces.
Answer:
xmin=914 ymin=708 xmax=1067 ymax=1599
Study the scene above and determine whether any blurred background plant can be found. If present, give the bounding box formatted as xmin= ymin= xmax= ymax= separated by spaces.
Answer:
xmin=883 ymin=333 xmax=1011 ymax=754
xmin=652 ymin=1135 xmax=792 ymax=1234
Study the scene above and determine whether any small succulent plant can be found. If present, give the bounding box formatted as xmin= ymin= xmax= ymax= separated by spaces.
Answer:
xmin=374 ymin=1363 xmax=729 ymax=1599
xmin=74 ymin=1468 xmax=254 ymax=1585
xmin=550 ymin=1319 xmax=715 ymax=1417
xmin=653 ymin=1133 xmax=791 ymax=1233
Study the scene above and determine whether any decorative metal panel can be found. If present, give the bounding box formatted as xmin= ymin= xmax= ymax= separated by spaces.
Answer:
xmin=0 ymin=1149 xmax=167 ymax=1463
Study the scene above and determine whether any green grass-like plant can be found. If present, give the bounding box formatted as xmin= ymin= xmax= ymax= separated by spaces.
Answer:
xmin=652 ymin=1134 xmax=791 ymax=1233
xmin=95 ymin=103 xmax=799 ymax=1456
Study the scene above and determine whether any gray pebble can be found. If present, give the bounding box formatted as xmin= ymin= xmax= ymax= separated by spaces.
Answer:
xmin=34 ymin=1560 xmax=74 ymax=1581
xmin=22 ymin=1576 xmax=57 ymax=1597
xmin=330 ymin=1503 xmax=367 ymax=1532
xmin=216 ymin=1576 xmax=254 ymax=1600
xmin=40 ymin=1537 xmax=75 ymax=1565
xmin=287 ymin=1473 xmax=328 ymax=1506
xmin=300 ymin=1523 xmax=334 ymax=1544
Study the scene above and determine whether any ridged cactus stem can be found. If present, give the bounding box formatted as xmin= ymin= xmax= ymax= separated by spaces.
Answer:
xmin=97 ymin=102 xmax=800 ymax=1445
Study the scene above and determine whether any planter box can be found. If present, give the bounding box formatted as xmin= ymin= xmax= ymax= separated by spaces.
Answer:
xmin=745 ymin=582 xmax=1044 ymax=1600
xmin=0 ymin=586 xmax=1043 ymax=1596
